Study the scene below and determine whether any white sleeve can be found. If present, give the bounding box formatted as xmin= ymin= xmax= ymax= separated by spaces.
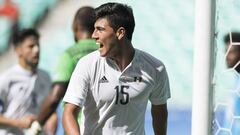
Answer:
xmin=149 ymin=65 xmax=171 ymax=105
xmin=63 ymin=58 xmax=90 ymax=107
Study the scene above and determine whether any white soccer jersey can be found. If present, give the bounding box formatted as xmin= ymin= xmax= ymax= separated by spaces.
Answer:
xmin=0 ymin=65 xmax=51 ymax=135
xmin=63 ymin=49 xmax=171 ymax=135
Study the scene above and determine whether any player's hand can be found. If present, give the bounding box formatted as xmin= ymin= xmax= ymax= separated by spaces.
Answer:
xmin=27 ymin=121 xmax=42 ymax=135
xmin=17 ymin=115 xmax=36 ymax=129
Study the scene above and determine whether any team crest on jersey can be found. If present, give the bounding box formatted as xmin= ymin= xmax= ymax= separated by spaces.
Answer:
xmin=99 ymin=76 xmax=109 ymax=83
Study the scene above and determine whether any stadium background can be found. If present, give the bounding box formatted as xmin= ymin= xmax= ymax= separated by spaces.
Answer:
xmin=0 ymin=0 xmax=240 ymax=135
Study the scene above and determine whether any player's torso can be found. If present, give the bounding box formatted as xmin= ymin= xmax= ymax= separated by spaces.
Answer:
xmin=89 ymin=53 xmax=155 ymax=107
xmin=4 ymin=70 xmax=50 ymax=117
xmin=83 ymin=51 xmax=156 ymax=134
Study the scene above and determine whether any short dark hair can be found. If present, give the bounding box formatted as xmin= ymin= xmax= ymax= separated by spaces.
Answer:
xmin=95 ymin=2 xmax=135 ymax=40
xmin=73 ymin=6 xmax=96 ymax=34
xmin=13 ymin=28 xmax=39 ymax=47
xmin=224 ymin=32 xmax=240 ymax=44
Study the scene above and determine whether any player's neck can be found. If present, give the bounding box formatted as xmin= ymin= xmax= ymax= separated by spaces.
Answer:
xmin=18 ymin=59 xmax=37 ymax=73
xmin=111 ymin=42 xmax=135 ymax=71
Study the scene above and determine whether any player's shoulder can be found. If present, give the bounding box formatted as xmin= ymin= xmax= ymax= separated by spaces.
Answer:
xmin=37 ymin=68 xmax=51 ymax=81
xmin=0 ymin=65 xmax=19 ymax=78
xmin=65 ymin=43 xmax=79 ymax=54
xmin=137 ymin=49 xmax=168 ymax=81
xmin=72 ymin=50 xmax=102 ymax=76
xmin=0 ymin=69 xmax=11 ymax=83
xmin=137 ymin=49 xmax=165 ymax=67
xmin=37 ymin=68 xmax=49 ymax=76
xmin=74 ymin=50 xmax=103 ymax=74
xmin=60 ymin=45 xmax=75 ymax=58
xmin=0 ymin=65 xmax=23 ymax=84
xmin=58 ymin=42 xmax=79 ymax=58
xmin=78 ymin=50 xmax=101 ymax=63
xmin=65 ymin=40 xmax=97 ymax=56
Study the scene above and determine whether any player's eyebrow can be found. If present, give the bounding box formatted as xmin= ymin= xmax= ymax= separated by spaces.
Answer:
xmin=95 ymin=26 xmax=106 ymax=31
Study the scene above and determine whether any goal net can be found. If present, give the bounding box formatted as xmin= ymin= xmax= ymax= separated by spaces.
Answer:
xmin=213 ymin=0 xmax=240 ymax=134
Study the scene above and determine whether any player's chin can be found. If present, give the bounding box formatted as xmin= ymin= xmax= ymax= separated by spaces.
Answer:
xmin=30 ymin=60 xmax=39 ymax=67
xmin=227 ymin=61 xmax=236 ymax=68
xmin=98 ymin=49 xmax=107 ymax=57
xmin=99 ymin=52 xmax=107 ymax=57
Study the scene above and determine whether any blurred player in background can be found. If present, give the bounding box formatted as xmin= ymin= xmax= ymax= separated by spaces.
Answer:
xmin=28 ymin=6 xmax=98 ymax=135
xmin=223 ymin=32 xmax=240 ymax=135
xmin=63 ymin=2 xmax=171 ymax=135
xmin=0 ymin=28 xmax=55 ymax=135
xmin=224 ymin=32 xmax=240 ymax=73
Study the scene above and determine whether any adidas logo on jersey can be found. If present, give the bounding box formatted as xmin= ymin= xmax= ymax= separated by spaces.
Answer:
xmin=99 ymin=76 xmax=109 ymax=83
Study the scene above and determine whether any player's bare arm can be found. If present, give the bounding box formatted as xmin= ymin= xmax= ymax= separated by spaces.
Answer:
xmin=37 ymin=82 xmax=67 ymax=125
xmin=0 ymin=114 xmax=36 ymax=129
xmin=151 ymin=103 xmax=168 ymax=135
xmin=63 ymin=103 xmax=81 ymax=135
xmin=43 ymin=112 xmax=58 ymax=135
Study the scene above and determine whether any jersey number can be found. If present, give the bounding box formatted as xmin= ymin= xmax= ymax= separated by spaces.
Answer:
xmin=115 ymin=85 xmax=129 ymax=105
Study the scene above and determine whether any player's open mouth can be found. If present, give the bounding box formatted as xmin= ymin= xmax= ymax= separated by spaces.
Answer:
xmin=96 ymin=42 xmax=103 ymax=48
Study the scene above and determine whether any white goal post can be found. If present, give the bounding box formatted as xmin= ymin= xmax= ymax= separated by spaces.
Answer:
xmin=192 ymin=0 xmax=216 ymax=135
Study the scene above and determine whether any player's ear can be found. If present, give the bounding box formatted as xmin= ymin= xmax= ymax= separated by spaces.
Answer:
xmin=116 ymin=27 xmax=125 ymax=40
xmin=15 ymin=44 xmax=23 ymax=57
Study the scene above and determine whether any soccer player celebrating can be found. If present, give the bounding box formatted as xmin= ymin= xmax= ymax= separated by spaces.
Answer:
xmin=63 ymin=2 xmax=171 ymax=135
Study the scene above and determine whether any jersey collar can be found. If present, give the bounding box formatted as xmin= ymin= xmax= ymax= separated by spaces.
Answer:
xmin=106 ymin=48 xmax=139 ymax=73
